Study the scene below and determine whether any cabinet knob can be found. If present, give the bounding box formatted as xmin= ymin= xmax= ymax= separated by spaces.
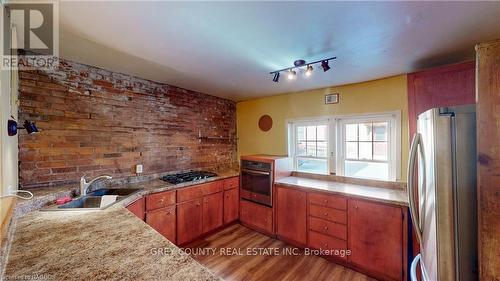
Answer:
xmin=323 ymin=212 xmax=328 ymax=216
xmin=323 ymin=243 xmax=328 ymax=248
xmin=354 ymin=206 xmax=359 ymax=210
xmin=324 ymin=226 xmax=328 ymax=230
xmin=324 ymin=199 xmax=328 ymax=203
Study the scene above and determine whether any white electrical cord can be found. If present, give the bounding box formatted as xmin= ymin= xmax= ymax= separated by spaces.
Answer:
xmin=0 ymin=190 xmax=34 ymax=200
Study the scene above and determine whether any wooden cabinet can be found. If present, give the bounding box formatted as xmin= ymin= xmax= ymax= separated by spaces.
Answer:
xmin=276 ymin=186 xmax=307 ymax=246
xmin=126 ymin=198 xmax=145 ymax=220
xmin=240 ymin=200 xmax=273 ymax=235
xmin=223 ymin=188 xmax=239 ymax=224
xmin=223 ymin=176 xmax=239 ymax=190
xmin=308 ymin=230 xmax=348 ymax=262
xmin=177 ymin=199 xmax=203 ymax=245
xmin=202 ymin=192 xmax=223 ymax=233
xmin=146 ymin=206 xmax=176 ymax=242
xmin=408 ymin=61 xmax=475 ymax=136
xmin=348 ymin=199 xmax=404 ymax=281
xmin=146 ymin=190 xmax=176 ymax=211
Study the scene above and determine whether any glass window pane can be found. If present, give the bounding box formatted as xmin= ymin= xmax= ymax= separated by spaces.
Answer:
xmin=345 ymin=124 xmax=357 ymax=141
xmin=373 ymin=122 xmax=388 ymax=141
xmin=317 ymin=125 xmax=327 ymax=141
xmin=317 ymin=141 xmax=327 ymax=157
xmin=359 ymin=142 xmax=372 ymax=160
xmin=373 ymin=142 xmax=388 ymax=161
xmin=297 ymin=126 xmax=306 ymax=140
xmin=297 ymin=158 xmax=328 ymax=174
xmin=307 ymin=126 xmax=317 ymax=141
xmin=306 ymin=141 xmax=316 ymax=157
xmin=359 ymin=123 xmax=372 ymax=141
xmin=297 ymin=141 xmax=306 ymax=156
xmin=344 ymin=160 xmax=388 ymax=180
xmin=346 ymin=142 xmax=358 ymax=159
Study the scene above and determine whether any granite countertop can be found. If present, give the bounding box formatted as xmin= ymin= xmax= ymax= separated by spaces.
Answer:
xmin=275 ymin=176 xmax=408 ymax=206
xmin=3 ymin=171 xmax=239 ymax=281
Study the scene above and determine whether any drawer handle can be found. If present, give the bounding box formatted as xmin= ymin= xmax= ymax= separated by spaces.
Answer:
xmin=323 ymin=243 xmax=329 ymax=248
xmin=323 ymin=212 xmax=328 ymax=216
xmin=324 ymin=226 xmax=329 ymax=230
xmin=324 ymin=199 xmax=328 ymax=203
xmin=158 ymin=198 xmax=165 ymax=204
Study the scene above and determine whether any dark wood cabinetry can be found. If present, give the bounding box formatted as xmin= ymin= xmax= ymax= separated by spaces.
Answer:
xmin=146 ymin=206 xmax=176 ymax=242
xmin=240 ymin=199 xmax=273 ymax=235
xmin=202 ymin=192 xmax=223 ymax=233
xmin=276 ymin=187 xmax=307 ymax=246
xmin=408 ymin=61 xmax=475 ymax=136
xmin=126 ymin=198 xmax=145 ymax=220
xmin=223 ymin=188 xmax=239 ymax=224
xmin=348 ymin=199 xmax=405 ymax=281
xmin=177 ymin=199 xmax=203 ymax=245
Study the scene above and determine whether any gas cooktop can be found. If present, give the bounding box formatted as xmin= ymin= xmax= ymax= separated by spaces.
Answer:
xmin=160 ymin=171 xmax=217 ymax=184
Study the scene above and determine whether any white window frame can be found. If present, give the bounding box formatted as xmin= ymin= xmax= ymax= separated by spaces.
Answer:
xmin=286 ymin=111 xmax=401 ymax=181
xmin=287 ymin=117 xmax=334 ymax=175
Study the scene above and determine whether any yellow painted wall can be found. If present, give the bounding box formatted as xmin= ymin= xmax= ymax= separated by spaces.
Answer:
xmin=237 ymin=75 xmax=409 ymax=181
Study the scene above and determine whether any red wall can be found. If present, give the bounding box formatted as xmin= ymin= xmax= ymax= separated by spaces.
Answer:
xmin=18 ymin=59 xmax=237 ymax=188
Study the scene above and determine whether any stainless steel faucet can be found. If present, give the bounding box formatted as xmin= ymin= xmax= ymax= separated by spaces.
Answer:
xmin=80 ymin=175 xmax=112 ymax=196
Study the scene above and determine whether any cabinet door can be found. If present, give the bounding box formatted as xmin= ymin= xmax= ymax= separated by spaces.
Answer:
xmin=126 ymin=198 xmax=145 ymax=220
xmin=276 ymin=187 xmax=307 ymax=245
xmin=348 ymin=199 xmax=404 ymax=281
xmin=202 ymin=192 xmax=223 ymax=233
xmin=223 ymin=188 xmax=239 ymax=224
xmin=177 ymin=199 xmax=203 ymax=245
xmin=146 ymin=206 xmax=176 ymax=243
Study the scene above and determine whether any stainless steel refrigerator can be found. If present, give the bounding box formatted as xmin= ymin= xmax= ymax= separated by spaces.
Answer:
xmin=408 ymin=105 xmax=478 ymax=281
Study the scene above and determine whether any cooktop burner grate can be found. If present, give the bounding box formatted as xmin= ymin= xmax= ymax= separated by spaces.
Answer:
xmin=160 ymin=171 xmax=217 ymax=184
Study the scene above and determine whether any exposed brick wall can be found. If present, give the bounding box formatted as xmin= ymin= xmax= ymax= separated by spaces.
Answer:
xmin=18 ymin=59 xmax=237 ymax=188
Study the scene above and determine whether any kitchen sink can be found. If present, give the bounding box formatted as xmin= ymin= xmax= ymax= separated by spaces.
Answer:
xmin=42 ymin=188 xmax=142 ymax=211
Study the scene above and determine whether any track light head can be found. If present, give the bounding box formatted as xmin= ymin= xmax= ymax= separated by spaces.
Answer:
xmin=272 ymin=72 xmax=280 ymax=83
xmin=287 ymin=70 xmax=296 ymax=80
xmin=305 ymin=65 xmax=313 ymax=77
xmin=321 ymin=60 xmax=331 ymax=72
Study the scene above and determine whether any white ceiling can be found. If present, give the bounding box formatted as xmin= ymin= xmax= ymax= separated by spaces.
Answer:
xmin=59 ymin=1 xmax=500 ymax=101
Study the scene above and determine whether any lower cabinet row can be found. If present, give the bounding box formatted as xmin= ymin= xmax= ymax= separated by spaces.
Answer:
xmin=126 ymin=176 xmax=240 ymax=245
xmin=275 ymin=185 xmax=408 ymax=281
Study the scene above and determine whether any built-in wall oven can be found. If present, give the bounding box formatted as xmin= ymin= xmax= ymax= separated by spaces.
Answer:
xmin=240 ymin=160 xmax=273 ymax=207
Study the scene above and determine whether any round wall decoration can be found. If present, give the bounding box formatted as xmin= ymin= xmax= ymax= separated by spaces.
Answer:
xmin=258 ymin=115 xmax=273 ymax=132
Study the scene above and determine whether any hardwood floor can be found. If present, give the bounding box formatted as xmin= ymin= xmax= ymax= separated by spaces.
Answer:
xmin=184 ymin=224 xmax=376 ymax=281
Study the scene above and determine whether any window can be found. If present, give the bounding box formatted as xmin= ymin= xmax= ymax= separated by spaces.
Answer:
xmin=288 ymin=112 xmax=400 ymax=181
xmin=290 ymin=121 xmax=330 ymax=174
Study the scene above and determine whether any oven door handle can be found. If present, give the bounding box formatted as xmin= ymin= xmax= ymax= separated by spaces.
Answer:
xmin=241 ymin=169 xmax=271 ymax=176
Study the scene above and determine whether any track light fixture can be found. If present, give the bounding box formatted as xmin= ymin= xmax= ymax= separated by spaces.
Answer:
xmin=305 ymin=65 xmax=313 ymax=77
xmin=321 ymin=60 xmax=331 ymax=72
xmin=273 ymin=72 xmax=280 ymax=83
xmin=270 ymin=56 xmax=336 ymax=83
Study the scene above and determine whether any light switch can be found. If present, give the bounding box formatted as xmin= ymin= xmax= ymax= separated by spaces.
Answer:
xmin=136 ymin=164 xmax=143 ymax=174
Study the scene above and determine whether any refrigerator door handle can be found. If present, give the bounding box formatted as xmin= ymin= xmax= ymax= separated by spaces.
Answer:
xmin=410 ymin=254 xmax=423 ymax=281
xmin=408 ymin=133 xmax=424 ymax=243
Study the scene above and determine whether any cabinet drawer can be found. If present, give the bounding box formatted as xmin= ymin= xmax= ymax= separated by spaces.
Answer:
xmin=308 ymin=231 xmax=348 ymax=261
xmin=308 ymin=216 xmax=347 ymax=240
xmin=240 ymin=200 xmax=273 ymax=234
xmin=145 ymin=191 xmax=176 ymax=211
xmin=309 ymin=204 xmax=347 ymax=224
xmin=308 ymin=192 xmax=347 ymax=210
xmin=201 ymin=181 xmax=223 ymax=195
xmin=177 ymin=186 xmax=203 ymax=203
xmin=223 ymin=177 xmax=239 ymax=190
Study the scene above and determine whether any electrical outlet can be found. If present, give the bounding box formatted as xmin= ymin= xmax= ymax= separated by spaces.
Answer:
xmin=135 ymin=164 xmax=143 ymax=174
